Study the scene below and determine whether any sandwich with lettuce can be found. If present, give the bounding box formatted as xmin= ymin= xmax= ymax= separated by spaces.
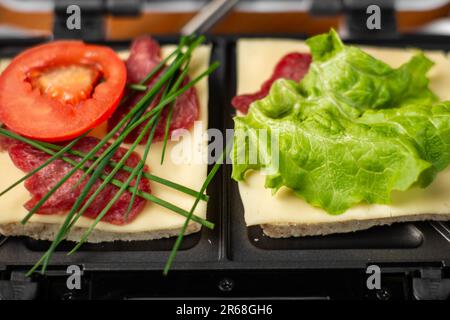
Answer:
xmin=232 ymin=30 xmax=450 ymax=237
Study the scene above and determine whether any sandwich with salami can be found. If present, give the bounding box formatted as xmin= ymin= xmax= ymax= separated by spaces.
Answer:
xmin=0 ymin=35 xmax=218 ymax=274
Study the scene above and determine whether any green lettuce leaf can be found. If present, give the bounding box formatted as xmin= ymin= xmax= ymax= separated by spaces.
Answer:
xmin=232 ymin=29 xmax=450 ymax=215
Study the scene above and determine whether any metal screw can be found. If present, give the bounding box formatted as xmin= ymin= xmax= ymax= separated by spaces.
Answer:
xmin=376 ymin=288 xmax=391 ymax=300
xmin=218 ymin=278 xmax=234 ymax=292
xmin=61 ymin=292 xmax=75 ymax=301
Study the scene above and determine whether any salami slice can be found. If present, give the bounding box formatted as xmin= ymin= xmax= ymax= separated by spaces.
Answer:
xmin=232 ymin=52 xmax=312 ymax=114
xmin=126 ymin=36 xmax=162 ymax=84
xmin=108 ymin=37 xmax=200 ymax=143
xmin=0 ymin=135 xmax=15 ymax=151
xmin=7 ymin=137 xmax=150 ymax=225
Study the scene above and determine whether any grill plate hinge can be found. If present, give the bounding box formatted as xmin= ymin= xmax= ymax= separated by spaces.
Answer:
xmin=310 ymin=0 xmax=397 ymax=39
xmin=0 ymin=271 xmax=38 ymax=300
xmin=412 ymin=268 xmax=450 ymax=300
xmin=53 ymin=0 xmax=142 ymax=41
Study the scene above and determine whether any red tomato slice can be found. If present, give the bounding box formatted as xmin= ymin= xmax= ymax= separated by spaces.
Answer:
xmin=0 ymin=41 xmax=126 ymax=142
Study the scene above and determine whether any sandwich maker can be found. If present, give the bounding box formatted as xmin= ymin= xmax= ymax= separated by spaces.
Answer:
xmin=0 ymin=0 xmax=449 ymax=300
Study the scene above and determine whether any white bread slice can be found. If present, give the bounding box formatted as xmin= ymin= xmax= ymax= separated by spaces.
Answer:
xmin=236 ymin=39 xmax=450 ymax=238
xmin=261 ymin=215 xmax=450 ymax=238
xmin=0 ymin=222 xmax=200 ymax=242
xmin=0 ymin=45 xmax=211 ymax=242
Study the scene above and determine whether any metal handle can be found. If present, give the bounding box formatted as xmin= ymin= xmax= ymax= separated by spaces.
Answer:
xmin=181 ymin=0 xmax=240 ymax=35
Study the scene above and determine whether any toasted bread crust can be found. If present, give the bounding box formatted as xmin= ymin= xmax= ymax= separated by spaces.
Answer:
xmin=0 ymin=222 xmax=200 ymax=243
xmin=261 ymin=214 xmax=450 ymax=238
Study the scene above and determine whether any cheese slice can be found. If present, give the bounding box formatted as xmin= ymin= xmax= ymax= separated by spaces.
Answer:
xmin=0 ymin=45 xmax=211 ymax=233
xmin=236 ymin=39 xmax=450 ymax=227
